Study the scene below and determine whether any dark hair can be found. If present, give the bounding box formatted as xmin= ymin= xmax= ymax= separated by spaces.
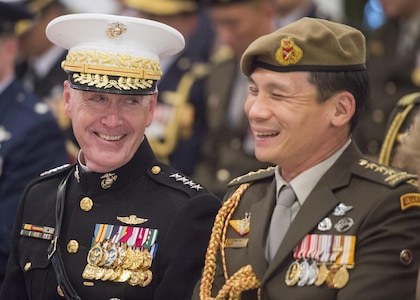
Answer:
xmin=308 ymin=70 xmax=369 ymax=133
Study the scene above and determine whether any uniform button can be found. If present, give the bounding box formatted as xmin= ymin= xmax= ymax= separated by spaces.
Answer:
xmin=80 ymin=197 xmax=93 ymax=211
xmin=151 ymin=166 xmax=161 ymax=174
xmin=24 ymin=262 xmax=31 ymax=271
xmin=67 ymin=240 xmax=79 ymax=254
xmin=400 ymin=249 xmax=413 ymax=265
xmin=57 ymin=285 xmax=65 ymax=297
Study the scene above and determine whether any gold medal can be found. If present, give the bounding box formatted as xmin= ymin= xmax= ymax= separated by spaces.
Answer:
xmin=314 ymin=262 xmax=329 ymax=286
xmin=138 ymin=269 xmax=153 ymax=287
xmin=326 ymin=264 xmax=349 ymax=289
xmin=128 ymin=270 xmax=142 ymax=286
xmin=285 ymin=261 xmax=302 ymax=286
xmin=101 ymin=268 xmax=114 ymax=281
xmin=109 ymin=267 xmax=122 ymax=281
xmin=140 ymin=250 xmax=153 ymax=270
xmin=116 ymin=269 xmax=131 ymax=283
xmin=82 ymin=264 xmax=97 ymax=280
xmin=94 ymin=266 xmax=106 ymax=280
xmin=331 ymin=265 xmax=349 ymax=289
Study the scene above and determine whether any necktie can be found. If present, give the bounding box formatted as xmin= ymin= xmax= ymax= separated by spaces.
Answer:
xmin=267 ymin=184 xmax=296 ymax=262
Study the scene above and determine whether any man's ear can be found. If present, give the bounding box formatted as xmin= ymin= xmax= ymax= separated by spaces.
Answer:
xmin=331 ymin=91 xmax=356 ymax=127
xmin=63 ymin=80 xmax=72 ymax=118
xmin=146 ymin=92 xmax=158 ymax=127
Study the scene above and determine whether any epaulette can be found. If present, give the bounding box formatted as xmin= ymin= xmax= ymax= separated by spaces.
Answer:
xmin=191 ymin=62 xmax=210 ymax=79
xmin=147 ymin=162 xmax=207 ymax=196
xmin=355 ymin=159 xmax=417 ymax=188
xmin=379 ymin=92 xmax=420 ymax=165
xmin=227 ymin=166 xmax=276 ymax=187
xmin=39 ymin=163 xmax=72 ymax=177
xmin=209 ymin=44 xmax=234 ymax=65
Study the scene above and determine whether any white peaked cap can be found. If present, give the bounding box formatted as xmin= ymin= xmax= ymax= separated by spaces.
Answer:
xmin=46 ymin=13 xmax=185 ymax=95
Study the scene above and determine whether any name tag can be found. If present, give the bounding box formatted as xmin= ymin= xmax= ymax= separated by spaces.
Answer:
xmin=225 ymin=238 xmax=249 ymax=248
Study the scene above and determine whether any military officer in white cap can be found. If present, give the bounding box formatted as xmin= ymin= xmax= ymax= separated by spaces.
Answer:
xmin=0 ymin=13 xmax=221 ymax=300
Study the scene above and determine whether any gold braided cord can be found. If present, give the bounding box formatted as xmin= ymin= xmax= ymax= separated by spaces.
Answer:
xmin=215 ymin=265 xmax=261 ymax=300
xmin=63 ymin=50 xmax=162 ymax=80
xmin=378 ymin=103 xmax=414 ymax=165
xmin=199 ymin=183 xmax=261 ymax=300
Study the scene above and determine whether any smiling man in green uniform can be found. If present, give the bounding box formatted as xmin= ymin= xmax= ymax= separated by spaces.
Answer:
xmin=193 ymin=17 xmax=420 ymax=300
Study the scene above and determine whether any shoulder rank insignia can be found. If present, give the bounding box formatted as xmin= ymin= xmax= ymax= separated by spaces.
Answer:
xmin=229 ymin=212 xmax=251 ymax=236
xmin=169 ymin=173 xmax=203 ymax=191
xmin=357 ymin=159 xmax=417 ymax=187
xmin=117 ymin=215 xmax=148 ymax=225
xmin=228 ymin=166 xmax=275 ymax=186
xmin=400 ymin=193 xmax=420 ymax=211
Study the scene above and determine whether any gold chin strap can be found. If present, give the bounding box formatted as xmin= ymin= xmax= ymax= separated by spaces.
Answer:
xmin=199 ymin=183 xmax=261 ymax=300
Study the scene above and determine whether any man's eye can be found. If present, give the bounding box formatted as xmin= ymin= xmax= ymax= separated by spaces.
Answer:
xmin=126 ymin=98 xmax=140 ymax=105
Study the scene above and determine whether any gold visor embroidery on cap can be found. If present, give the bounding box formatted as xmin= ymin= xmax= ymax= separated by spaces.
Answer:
xmin=72 ymin=73 xmax=154 ymax=91
xmin=62 ymin=50 xmax=162 ymax=79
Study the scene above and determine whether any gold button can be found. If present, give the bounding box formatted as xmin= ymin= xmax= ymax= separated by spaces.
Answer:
xmin=57 ymin=285 xmax=65 ymax=297
xmin=23 ymin=262 xmax=31 ymax=271
xmin=151 ymin=166 xmax=161 ymax=174
xmin=80 ymin=197 xmax=93 ymax=211
xmin=67 ymin=240 xmax=79 ymax=254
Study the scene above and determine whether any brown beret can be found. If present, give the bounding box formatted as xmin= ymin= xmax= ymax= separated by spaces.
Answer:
xmin=241 ymin=17 xmax=366 ymax=76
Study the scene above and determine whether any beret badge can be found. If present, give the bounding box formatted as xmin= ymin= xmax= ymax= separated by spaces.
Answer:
xmin=275 ymin=37 xmax=303 ymax=66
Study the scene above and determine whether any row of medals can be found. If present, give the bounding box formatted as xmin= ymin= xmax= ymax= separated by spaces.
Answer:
xmin=82 ymin=241 xmax=153 ymax=287
xmin=285 ymin=259 xmax=350 ymax=289
xmin=285 ymin=203 xmax=355 ymax=289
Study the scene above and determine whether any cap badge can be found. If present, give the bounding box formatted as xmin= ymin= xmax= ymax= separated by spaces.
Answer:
xmin=275 ymin=37 xmax=303 ymax=66
xmin=106 ymin=22 xmax=127 ymax=38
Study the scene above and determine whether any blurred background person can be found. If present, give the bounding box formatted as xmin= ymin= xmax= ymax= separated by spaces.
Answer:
xmin=16 ymin=0 xmax=78 ymax=162
xmin=192 ymin=0 xmax=275 ymax=198
xmin=393 ymin=110 xmax=420 ymax=175
xmin=378 ymin=91 xmax=420 ymax=167
xmin=271 ymin=0 xmax=332 ymax=29
xmin=123 ymin=0 xmax=215 ymax=176
xmin=0 ymin=0 xmax=68 ymax=289
xmin=353 ymin=0 xmax=420 ymax=159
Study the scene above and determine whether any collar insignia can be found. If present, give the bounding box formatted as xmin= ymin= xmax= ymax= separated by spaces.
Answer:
xmin=101 ymin=172 xmax=118 ymax=189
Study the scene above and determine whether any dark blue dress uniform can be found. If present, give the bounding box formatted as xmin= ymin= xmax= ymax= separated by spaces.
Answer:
xmin=0 ymin=138 xmax=221 ymax=299
xmin=0 ymin=78 xmax=68 ymax=287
